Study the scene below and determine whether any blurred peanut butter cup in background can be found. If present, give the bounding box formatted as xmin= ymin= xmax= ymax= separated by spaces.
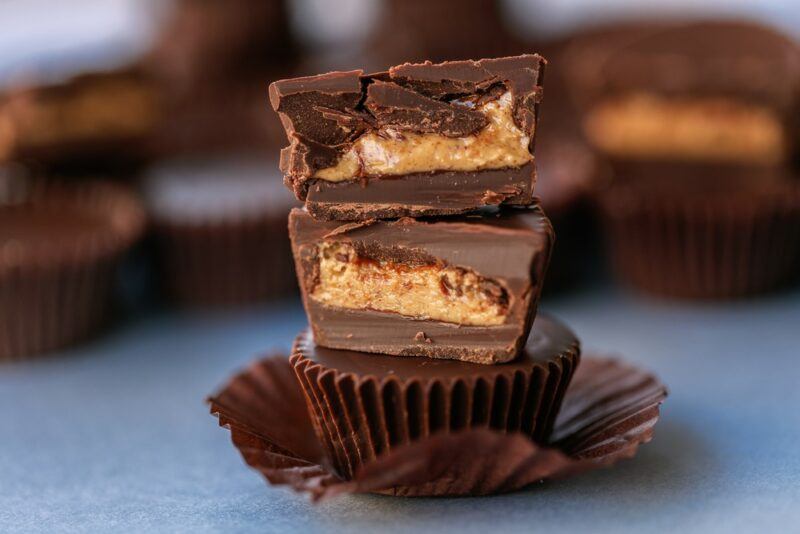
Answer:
xmin=0 ymin=169 xmax=144 ymax=359
xmin=143 ymin=156 xmax=298 ymax=307
xmin=0 ymin=68 xmax=159 ymax=174
xmin=564 ymin=20 xmax=800 ymax=298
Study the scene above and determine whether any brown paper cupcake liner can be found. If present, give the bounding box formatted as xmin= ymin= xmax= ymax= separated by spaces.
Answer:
xmin=290 ymin=334 xmax=579 ymax=480
xmin=598 ymin=182 xmax=800 ymax=299
xmin=0 ymin=181 xmax=145 ymax=360
xmin=153 ymin=214 xmax=297 ymax=307
xmin=209 ymin=353 xmax=667 ymax=500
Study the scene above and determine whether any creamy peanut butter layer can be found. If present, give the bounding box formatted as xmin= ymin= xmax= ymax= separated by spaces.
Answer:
xmin=584 ymin=94 xmax=786 ymax=165
xmin=314 ymin=91 xmax=532 ymax=181
xmin=0 ymin=77 xmax=157 ymax=155
xmin=311 ymin=242 xmax=508 ymax=326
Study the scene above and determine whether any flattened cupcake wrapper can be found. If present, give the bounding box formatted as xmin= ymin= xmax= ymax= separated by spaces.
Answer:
xmin=289 ymin=345 xmax=579 ymax=480
xmin=599 ymin=184 xmax=800 ymax=299
xmin=154 ymin=214 xmax=296 ymax=307
xmin=0 ymin=182 xmax=145 ymax=360
xmin=209 ymin=354 xmax=667 ymax=499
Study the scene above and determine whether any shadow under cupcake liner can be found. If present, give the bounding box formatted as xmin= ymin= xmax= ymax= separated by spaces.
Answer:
xmin=208 ymin=353 xmax=667 ymax=500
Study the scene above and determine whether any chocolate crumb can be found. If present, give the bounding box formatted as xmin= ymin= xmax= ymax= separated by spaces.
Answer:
xmin=481 ymin=190 xmax=506 ymax=204
xmin=439 ymin=275 xmax=453 ymax=295
xmin=414 ymin=331 xmax=432 ymax=343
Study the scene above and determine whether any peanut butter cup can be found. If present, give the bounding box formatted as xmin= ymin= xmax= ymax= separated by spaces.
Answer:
xmin=0 ymin=178 xmax=144 ymax=359
xmin=144 ymin=156 xmax=298 ymax=307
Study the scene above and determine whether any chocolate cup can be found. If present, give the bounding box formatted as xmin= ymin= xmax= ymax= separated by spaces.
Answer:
xmin=209 ymin=351 xmax=667 ymax=499
xmin=597 ymin=177 xmax=800 ymax=299
xmin=289 ymin=315 xmax=580 ymax=480
xmin=145 ymin=158 xmax=299 ymax=308
xmin=0 ymin=181 xmax=145 ymax=360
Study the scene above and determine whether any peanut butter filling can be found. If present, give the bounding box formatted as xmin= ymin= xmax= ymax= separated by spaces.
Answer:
xmin=584 ymin=94 xmax=785 ymax=165
xmin=313 ymin=91 xmax=532 ymax=181
xmin=311 ymin=242 xmax=508 ymax=326
xmin=0 ymin=79 xmax=158 ymax=153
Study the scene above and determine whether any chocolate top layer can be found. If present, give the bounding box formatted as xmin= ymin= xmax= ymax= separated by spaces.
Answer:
xmin=564 ymin=20 xmax=800 ymax=111
xmin=269 ymin=54 xmax=546 ymax=197
xmin=293 ymin=314 xmax=578 ymax=381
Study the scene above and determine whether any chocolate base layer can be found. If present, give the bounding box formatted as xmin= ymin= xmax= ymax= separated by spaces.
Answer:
xmin=289 ymin=205 xmax=554 ymax=364
xmin=304 ymin=162 xmax=534 ymax=221
xmin=290 ymin=314 xmax=580 ymax=479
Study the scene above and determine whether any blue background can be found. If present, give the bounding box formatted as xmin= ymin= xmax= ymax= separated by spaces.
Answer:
xmin=2 ymin=287 xmax=799 ymax=533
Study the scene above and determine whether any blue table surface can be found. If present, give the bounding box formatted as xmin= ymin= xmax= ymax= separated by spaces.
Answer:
xmin=2 ymin=286 xmax=799 ymax=534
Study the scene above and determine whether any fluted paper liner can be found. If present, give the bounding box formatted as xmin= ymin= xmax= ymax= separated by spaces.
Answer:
xmin=208 ymin=353 xmax=667 ymax=499
xmin=153 ymin=213 xmax=296 ymax=307
xmin=0 ymin=181 xmax=144 ymax=360
xmin=290 ymin=324 xmax=579 ymax=480
xmin=599 ymin=182 xmax=800 ymax=299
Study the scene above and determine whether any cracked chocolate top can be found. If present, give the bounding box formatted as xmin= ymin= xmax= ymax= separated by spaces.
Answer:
xmin=269 ymin=54 xmax=546 ymax=198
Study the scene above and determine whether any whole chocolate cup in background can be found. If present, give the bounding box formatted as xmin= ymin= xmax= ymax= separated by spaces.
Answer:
xmin=143 ymin=156 xmax=298 ymax=307
xmin=209 ymin=350 xmax=667 ymax=499
xmin=290 ymin=314 xmax=580 ymax=481
xmin=146 ymin=0 xmax=296 ymax=94
xmin=535 ymin=139 xmax=600 ymax=294
xmin=597 ymin=174 xmax=800 ymax=299
xmin=0 ymin=174 xmax=145 ymax=360
xmin=367 ymin=0 xmax=526 ymax=65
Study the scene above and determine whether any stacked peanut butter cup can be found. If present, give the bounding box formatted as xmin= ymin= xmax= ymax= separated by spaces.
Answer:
xmin=209 ymin=55 xmax=667 ymax=498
